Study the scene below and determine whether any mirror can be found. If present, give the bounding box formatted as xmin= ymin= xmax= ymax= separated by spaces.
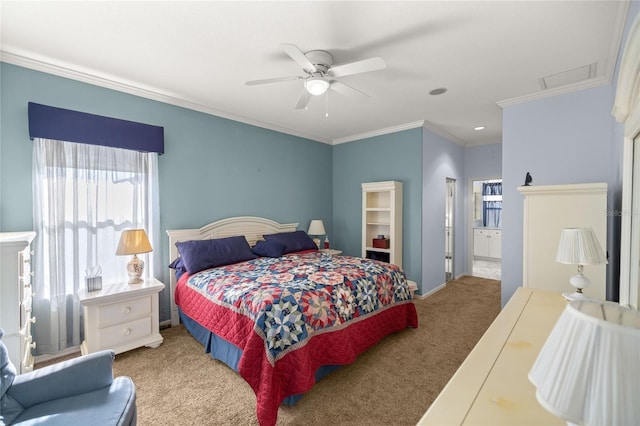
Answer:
xmin=614 ymin=15 xmax=640 ymax=308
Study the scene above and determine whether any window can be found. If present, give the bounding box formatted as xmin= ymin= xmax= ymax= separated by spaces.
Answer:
xmin=32 ymin=138 xmax=159 ymax=354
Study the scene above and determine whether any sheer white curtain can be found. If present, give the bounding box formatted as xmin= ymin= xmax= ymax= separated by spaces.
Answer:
xmin=32 ymin=138 xmax=159 ymax=354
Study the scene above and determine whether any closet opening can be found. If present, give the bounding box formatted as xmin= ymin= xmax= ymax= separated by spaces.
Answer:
xmin=445 ymin=178 xmax=455 ymax=282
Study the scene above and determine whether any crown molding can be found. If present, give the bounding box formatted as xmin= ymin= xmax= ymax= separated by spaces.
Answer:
xmin=0 ymin=50 xmax=334 ymax=145
xmin=2 ymin=50 xmax=440 ymax=147
xmin=497 ymin=76 xmax=610 ymax=109
xmin=332 ymin=120 xmax=426 ymax=145
xmin=612 ymin=14 xmax=640 ymax=123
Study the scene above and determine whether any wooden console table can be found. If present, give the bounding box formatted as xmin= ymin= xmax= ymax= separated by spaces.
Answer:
xmin=418 ymin=287 xmax=566 ymax=425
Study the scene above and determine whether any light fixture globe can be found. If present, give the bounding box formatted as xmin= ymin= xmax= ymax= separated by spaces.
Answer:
xmin=305 ymin=75 xmax=330 ymax=96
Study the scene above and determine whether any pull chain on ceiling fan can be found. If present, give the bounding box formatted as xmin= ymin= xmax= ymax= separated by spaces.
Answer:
xmin=245 ymin=43 xmax=386 ymax=110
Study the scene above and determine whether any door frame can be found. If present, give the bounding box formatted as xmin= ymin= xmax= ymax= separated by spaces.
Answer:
xmin=467 ymin=176 xmax=502 ymax=276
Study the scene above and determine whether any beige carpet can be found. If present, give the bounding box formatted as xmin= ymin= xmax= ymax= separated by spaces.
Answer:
xmin=106 ymin=275 xmax=500 ymax=425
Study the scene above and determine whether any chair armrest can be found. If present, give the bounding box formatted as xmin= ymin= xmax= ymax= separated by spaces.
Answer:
xmin=8 ymin=350 xmax=115 ymax=408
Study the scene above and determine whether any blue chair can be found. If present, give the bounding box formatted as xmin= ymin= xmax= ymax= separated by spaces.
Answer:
xmin=0 ymin=329 xmax=136 ymax=425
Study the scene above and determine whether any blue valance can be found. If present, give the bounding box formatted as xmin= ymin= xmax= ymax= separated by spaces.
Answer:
xmin=28 ymin=102 xmax=164 ymax=154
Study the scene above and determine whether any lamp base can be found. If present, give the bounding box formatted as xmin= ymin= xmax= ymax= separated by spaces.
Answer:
xmin=562 ymin=291 xmax=595 ymax=301
xmin=126 ymin=254 xmax=145 ymax=284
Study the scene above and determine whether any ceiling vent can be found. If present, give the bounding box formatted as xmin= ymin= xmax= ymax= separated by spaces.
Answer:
xmin=539 ymin=63 xmax=597 ymax=90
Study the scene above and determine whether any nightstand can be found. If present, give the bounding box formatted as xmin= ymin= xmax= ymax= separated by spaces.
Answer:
xmin=320 ymin=249 xmax=342 ymax=255
xmin=79 ymin=277 xmax=164 ymax=355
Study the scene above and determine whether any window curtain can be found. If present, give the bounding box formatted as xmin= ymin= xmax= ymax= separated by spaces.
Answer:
xmin=482 ymin=182 xmax=502 ymax=228
xmin=32 ymin=138 xmax=160 ymax=354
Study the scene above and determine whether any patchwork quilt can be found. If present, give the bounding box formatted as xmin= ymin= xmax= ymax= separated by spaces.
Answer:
xmin=176 ymin=251 xmax=418 ymax=425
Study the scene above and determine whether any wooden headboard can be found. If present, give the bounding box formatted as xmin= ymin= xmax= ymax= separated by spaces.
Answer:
xmin=165 ymin=216 xmax=298 ymax=326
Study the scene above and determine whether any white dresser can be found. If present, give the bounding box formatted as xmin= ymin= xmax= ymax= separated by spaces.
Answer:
xmin=518 ymin=183 xmax=607 ymax=299
xmin=0 ymin=232 xmax=36 ymax=373
xmin=418 ymin=287 xmax=566 ymax=425
xmin=78 ymin=277 xmax=164 ymax=355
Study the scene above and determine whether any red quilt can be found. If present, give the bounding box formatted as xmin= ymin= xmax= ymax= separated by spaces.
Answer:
xmin=176 ymin=252 xmax=418 ymax=425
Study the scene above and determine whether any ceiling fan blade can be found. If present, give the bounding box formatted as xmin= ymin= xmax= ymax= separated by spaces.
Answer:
xmin=329 ymin=57 xmax=386 ymax=78
xmin=294 ymin=89 xmax=311 ymax=109
xmin=245 ymin=76 xmax=303 ymax=86
xmin=329 ymin=81 xmax=370 ymax=99
xmin=281 ymin=43 xmax=317 ymax=73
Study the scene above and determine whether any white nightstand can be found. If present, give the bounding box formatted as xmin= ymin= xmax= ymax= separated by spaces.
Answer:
xmin=79 ymin=277 xmax=165 ymax=355
xmin=320 ymin=249 xmax=342 ymax=255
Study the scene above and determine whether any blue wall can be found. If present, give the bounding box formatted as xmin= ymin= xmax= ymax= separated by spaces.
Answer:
xmin=0 ymin=62 xmax=333 ymax=321
xmin=422 ymin=129 xmax=465 ymax=295
xmin=332 ymin=128 xmax=423 ymax=288
xmin=464 ymin=143 xmax=502 ymax=181
xmin=502 ymin=86 xmax=618 ymax=306
xmin=501 ymin=2 xmax=639 ymax=307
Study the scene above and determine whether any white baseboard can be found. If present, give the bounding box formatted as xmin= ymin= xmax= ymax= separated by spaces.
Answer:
xmin=415 ymin=282 xmax=447 ymax=299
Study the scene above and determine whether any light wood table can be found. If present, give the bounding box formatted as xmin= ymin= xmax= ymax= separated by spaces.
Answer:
xmin=418 ymin=287 xmax=566 ymax=425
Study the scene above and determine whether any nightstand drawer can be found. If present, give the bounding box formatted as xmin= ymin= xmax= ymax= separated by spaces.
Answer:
xmin=97 ymin=296 xmax=151 ymax=328
xmin=100 ymin=316 xmax=152 ymax=348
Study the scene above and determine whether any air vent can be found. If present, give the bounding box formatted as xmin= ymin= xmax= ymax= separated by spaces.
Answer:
xmin=539 ymin=63 xmax=597 ymax=90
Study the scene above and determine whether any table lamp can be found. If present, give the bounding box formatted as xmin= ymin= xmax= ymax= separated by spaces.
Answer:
xmin=116 ymin=229 xmax=152 ymax=284
xmin=555 ymin=227 xmax=606 ymax=300
xmin=529 ymin=299 xmax=640 ymax=426
xmin=307 ymin=219 xmax=326 ymax=249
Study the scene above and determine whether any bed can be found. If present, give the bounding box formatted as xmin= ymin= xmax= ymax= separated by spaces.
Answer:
xmin=166 ymin=216 xmax=418 ymax=426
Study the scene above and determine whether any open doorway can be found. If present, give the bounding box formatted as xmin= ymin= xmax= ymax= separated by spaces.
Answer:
xmin=445 ymin=178 xmax=455 ymax=282
xmin=470 ymin=178 xmax=502 ymax=280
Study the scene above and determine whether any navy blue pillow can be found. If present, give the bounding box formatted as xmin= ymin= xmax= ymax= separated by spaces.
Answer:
xmin=263 ymin=230 xmax=317 ymax=254
xmin=252 ymin=240 xmax=287 ymax=258
xmin=168 ymin=257 xmax=187 ymax=281
xmin=175 ymin=236 xmax=257 ymax=275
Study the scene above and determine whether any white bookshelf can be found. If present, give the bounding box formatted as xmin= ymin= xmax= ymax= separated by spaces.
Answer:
xmin=361 ymin=181 xmax=403 ymax=268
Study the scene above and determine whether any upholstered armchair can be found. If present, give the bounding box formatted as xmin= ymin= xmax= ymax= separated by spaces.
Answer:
xmin=0 ymin=329 xmax=136 ymax=425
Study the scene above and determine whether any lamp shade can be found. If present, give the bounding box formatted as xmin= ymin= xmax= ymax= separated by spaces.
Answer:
xmin=308 ymin=220 xmax=326 ymax=236
xmin=556 ymin=227 xmax=606 ymax=265
xmin=116 ymin=229 xmax=152 ymax=255
xmin=529 ymin=300 xmax=640 ymax=425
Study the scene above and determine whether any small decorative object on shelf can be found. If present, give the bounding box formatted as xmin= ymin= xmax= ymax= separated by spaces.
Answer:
xmin=116 ymin=229 xmax=153 ymax=284
xmin=85 ymin=265 xmax=102 ymax=292
xmin=524 ymin=172 xmax=532 ymax=186
xmin=373 ymin=237 xmax=390 ymax=249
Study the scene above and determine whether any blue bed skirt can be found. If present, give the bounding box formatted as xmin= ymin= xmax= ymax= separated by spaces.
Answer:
xmin=179 ymin=309 xmax=340 ymax=405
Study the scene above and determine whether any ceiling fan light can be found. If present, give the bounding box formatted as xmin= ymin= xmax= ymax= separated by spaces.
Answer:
xmin=306 ymin=77 xmax=330 ymax=96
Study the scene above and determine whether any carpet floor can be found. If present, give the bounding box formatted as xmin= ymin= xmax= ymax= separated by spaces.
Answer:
xmin=107 ymin=275 xmax=500 ymax=425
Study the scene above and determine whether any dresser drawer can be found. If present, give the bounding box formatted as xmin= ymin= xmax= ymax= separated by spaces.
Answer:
xmin=99 ymin=316 xmax=152 ymax=348
xmin=97 ymin=296 xmax=151 ymax=328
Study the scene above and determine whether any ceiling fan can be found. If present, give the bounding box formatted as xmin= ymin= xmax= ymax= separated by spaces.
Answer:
xmin=245 ymin=44 xmax=386 ymax=109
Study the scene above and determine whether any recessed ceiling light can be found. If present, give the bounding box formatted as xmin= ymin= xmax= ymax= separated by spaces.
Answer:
xmin=429 ymin=87 xmax=447 ymax=96
xmin=474 ymin=126 xmax=486 ymax=131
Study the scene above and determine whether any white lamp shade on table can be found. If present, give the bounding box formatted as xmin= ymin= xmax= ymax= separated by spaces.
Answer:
xmin=555 ymin=228 xmax=606 ymax=299
xmin=529 ymin=300 xmax=640 ymax=425
xmin=116 ymin=229 xmax=152 ymax=284
xmin=308 ymin=220 xmax=326 ymax=248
